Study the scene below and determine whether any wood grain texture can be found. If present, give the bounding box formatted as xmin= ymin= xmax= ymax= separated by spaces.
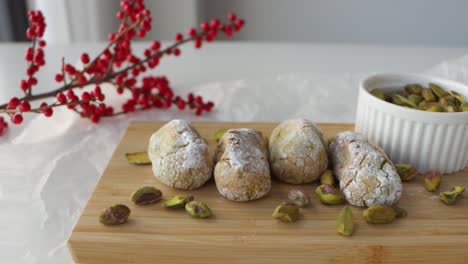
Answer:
xmin=69 ymin=122 xmax=468 ymax=264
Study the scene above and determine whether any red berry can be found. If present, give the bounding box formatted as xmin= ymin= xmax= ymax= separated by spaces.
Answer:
xmin=177 ymin=100 xmax=186 ymax=110
xmin=43 ymin=107 xmax=53 ymax=117
xmin=66 ymin=90 xmax=75 ymax=99
xmin=175 ymin=32 xmax=183 ymax=41
xmin=19 ymin=101 xmax=31 ymax=112
xmin=200 ymin=22 xmax=209 ymax=31
xmin=116 ymin=11 xmax=125 ymax=19
xmin=195 ymin=38 xmax=202 ymax=49
xmin=210 ymin=18 xmax=220 ymax=29
xmin=78 ymin=75 xmax=87 ymax=84
xmin=25 ymin=52 xmax=33 ymax=61
xmin=38 ymin=40 xmax=46 ymax=47
xmin=8 ymin=97 xmax=20 ymax=109
xmin=187 ymin=27 xmax=197 ymax=37
xmin=81 ymin=92 xmax=91 ymax=102
xmin=55 ymin=74 xmax=64 ymax=83
xmin=80 ymin=53 xmax=90 ymax=64
xmin=195 ymin=107 xmax=203 ymax=116
xmin=93 ymin=85 xmax=102 ymax=96
xmin=90 ymin=114 xmax=100 ymax=123
xmin=150 ymin=41 xmax=160 ymax=51
xmin=11 ymin=114 xmax=23 ymax=124
xmin=56 ymin=93 xmax=67 ymax=104
xmin=20 ymin=80 xmax=29 ymax=91
xmin=173 ymin=48 xmax=181 ymax=56
xmin=228 ymin=13 xmax=237 ymax=21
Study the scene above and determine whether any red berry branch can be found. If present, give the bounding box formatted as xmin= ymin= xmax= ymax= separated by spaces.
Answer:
xmin=0 ymin=0 xmax=245 ymax=136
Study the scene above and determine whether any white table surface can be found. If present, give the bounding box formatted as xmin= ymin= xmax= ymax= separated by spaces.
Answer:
xmin=1 ymin=42 xmax=468 ymax=263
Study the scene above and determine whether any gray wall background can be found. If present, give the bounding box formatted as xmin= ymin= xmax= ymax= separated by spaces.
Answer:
xmin=27 ymin=0 xmax=468 ymax=46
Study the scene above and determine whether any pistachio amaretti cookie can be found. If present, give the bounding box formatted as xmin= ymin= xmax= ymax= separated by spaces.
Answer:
xmin=214 ymin=128 xmax=271 ymax=202
xmin=148 ymin=119 xmax=213 ymax=190
xmin=329 ymin=131 xmax=402 ymax=207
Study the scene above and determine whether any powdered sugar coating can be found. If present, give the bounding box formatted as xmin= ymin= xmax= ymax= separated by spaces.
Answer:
xmin=214 ymin=129 xmax=271 ymax=202
xmin=329 ymin=131 xmax=402 ymax=207
xmin=148 ymin=119 xmax=213 ymax=190
xmin=269 ymin=119 xmax=328 ymax=184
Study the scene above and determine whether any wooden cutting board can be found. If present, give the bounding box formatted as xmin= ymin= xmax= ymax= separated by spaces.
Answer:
xmin=68 ymin=122 xmax=468 ymax=264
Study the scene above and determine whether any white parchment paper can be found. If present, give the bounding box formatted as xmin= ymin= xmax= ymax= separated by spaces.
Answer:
xmin=0 ymin=54 xmax=464 ymax=263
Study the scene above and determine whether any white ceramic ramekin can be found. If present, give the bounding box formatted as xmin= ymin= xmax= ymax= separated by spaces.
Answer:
xmin=356 ymin=73 xmax=468 ymax=174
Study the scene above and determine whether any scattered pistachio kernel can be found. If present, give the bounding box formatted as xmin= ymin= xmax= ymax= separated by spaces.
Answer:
xmin=99 ymin=204 xmax=131 ymax=225
xmin=439 ymin=186 xmax=465 ymax=205
xmin=130 ymin=186 xmax=162 ymax=205
xmin=213 ymin=128 xmax=228 ymax=142
xmin=363 ymin=205 xmax=396 ymax=224
xmin=272 ymin=202 xmax=300 ymax=223
xmin=320 ymin=170 xmax=336 ymax=186
xmin=125 ymin=151 xmax=151 ymax=165
xmin=395 ymin=163 xmax=417 ymax=182
xmin=424 ymin=171 xmax=441 ymax=192
xmin=391 ymin=93 xmax=404 ymax=105
xmin=421 ymin=88 xmax=437 ymax=102
xmin=394 ymin=94 xmax=417 ymax=108
xmin=163 ymin=195 xmax=194 ymax=208
xmin=336 ymin=206 xmax=354 ymax=236
xmin=370 ymin=89 xmax=386 ymax=101
xmin=327 ymin=136 xmax=335 ymax=145
xmin=393 ymin=207 xmax=407 ymax=218
xmin=315 ymin=184 xmax=345 ymax=205
xmin=429 ymin=83 xmax=449 ymax=98
xmin=185 ymin=201 xmax=212 ymax=218
xmin=287 ymin=189 xmax=310 ymax=207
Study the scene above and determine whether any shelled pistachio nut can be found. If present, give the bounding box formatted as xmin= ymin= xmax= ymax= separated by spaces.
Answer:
xmin=315 ymin=184 xmax=345 ymax=205
xmin=125 ymin=151 xmax=151 ymax=165
xmin=363 ymin=205 xmax=396 ymax=224
xmin=99 ymin=204 xmax=131 ymax=225
xmin=449 ymin=90 xmax=466 ymax=104
xmin=272 ymin=202 xmax=300 ymax=223
xmin=336 ymin=206 xmax=354 ymax=236
xmin=287 ymin=189 xmax=310 ymax=207
xmin=439 ymin=186 xmax=465 ymax=205
xmin=424 ymin=171 xmax=441 ymax=192
xmin=185 ymin=201 xmax=212 ymax=218
xmin=370 ymin=89 xmax=386 ymax=101
xmin=408 ymin=94 xmax=423 ymax=105
xmin=320 ymin=170 xmax=335 ymax=186
xmin=213 ymin=128 xmax=228 ymax=142
xmin=429 ymin=83 xmax=449 ymax=98
xmin=163 ymin=195 xmax=194 ymax=208
xmin=421 ymin=88 xmax=437 ymax=102
xmin=404 ymin=83 xmax=423 ymax=94
xmin=393 ymin=207 xmax=407 ymax=218
xmin=130 ymin=186 xmax=162 ymax=205
xmin=395 ymin=163 xmax=417 ymax=182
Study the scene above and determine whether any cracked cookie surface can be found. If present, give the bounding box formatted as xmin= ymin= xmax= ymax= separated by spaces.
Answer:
xmin=214 ymin=128 xmax=271 ymax=202
xmin=148 ymin=119 xmax=213 ymax=190
xmin=329 ymin=131 xmax=402 ymax=207
xmin=269 ymin=119 xmax=328 ymax=184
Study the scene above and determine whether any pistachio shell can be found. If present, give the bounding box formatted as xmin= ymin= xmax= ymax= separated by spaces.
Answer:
xmin=272 ymin=202 xmax=300 ymax=223
xmin=163 ymin=195 xmax=194 ymax=208
xmin=320 ymin=170 xmax=336 ymax=186
xmin=99 ymin=204 xmax=131 ymax=225
xmin=395 ymin=163 xmax=417 ymax=182
xmin=363 ymin=205 xmax=396 ymax=224
xmin=125 ymin=151 xmax=151 ymax=165
xmin=315 ymin=184 xmax=345 ymax=205
xmin=370 ymin=89 xmax=386 ymax=101
xmin=130 ymin=186 xmax=162 ymax=205
xmin=429 ymin=83 xmax=449 ymax=98
xmin=439 ymin=186 xmax=465 ymax=205
xmin=336 ymin=206 xmax=354 ymax=236
xmin=185 ymin=201 xmax=212 ymax=218
xmin=424 ymin=171 xmax=441 ymax=192
xmin=287 ymin=189 xmax=310 ymax=207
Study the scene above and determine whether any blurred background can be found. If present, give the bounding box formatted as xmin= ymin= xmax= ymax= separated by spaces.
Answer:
xmin=1 ymin=0 xmax=468 ymax=46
